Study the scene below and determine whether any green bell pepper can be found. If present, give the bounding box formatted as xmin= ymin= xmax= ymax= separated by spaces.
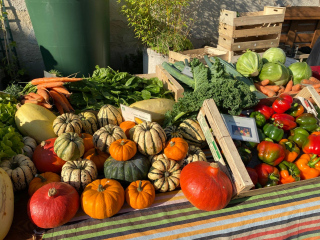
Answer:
xmin=296 ymin=113 xmax=319 ymax=132
xmin=250 ymin=111 xmax=266 ymax=128
xmin=288 ymin=127 xmax=309 ymax=148
xmin=238 ymin=147 xmax=252 ymax=166
xmin=263 ymin=123 xmax=284 ymax=142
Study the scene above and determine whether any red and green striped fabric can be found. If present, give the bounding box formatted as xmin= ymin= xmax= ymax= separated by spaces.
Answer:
xmin=43 ymin=180 xmax=320 ymax=240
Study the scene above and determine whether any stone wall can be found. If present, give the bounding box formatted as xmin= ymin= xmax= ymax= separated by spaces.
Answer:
xmin=5 ymin=0 xmax=320 ymax=78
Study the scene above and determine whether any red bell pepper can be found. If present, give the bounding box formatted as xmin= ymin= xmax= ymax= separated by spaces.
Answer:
xmin=273 ymin=119 xmax=297 ymax=131
xmin=254 ymin=104 xmax=274 ymax=120
xmin=257 ymin=140 xmax=285 ymax=166
xmin=246 ymin=167 xmax=258 ymax=187
xmin=302 ymin=134 xmax=320 ymax=155
xmin=272 ymin=113 xmax=295 ymax=122
xmin=272 ymin=94 xmax=293 ymax=113
xmin=255 ymin=163 xmax=280 ymax=187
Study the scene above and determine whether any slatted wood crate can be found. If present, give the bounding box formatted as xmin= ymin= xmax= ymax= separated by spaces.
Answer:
xmin=197 ymin=86 xmax=320 ymax=199
xmin=280 ymin=7 xmax=320 ymax=48
xmin=217 ymin=6 xmax=286 ymax=63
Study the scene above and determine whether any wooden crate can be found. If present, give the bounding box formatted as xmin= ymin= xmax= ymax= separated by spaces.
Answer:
xmin=280 ymin=7 xmax=320 ymax=48
xmin=218 ymin=6 xmax=286 ymax=61
xmin=197 ymin=86 xmax=320 ymax=199
xmin=168 ymin=46 xmax=228 ymax=64
xmin=136 ymin=65 xmax=184 ymax=101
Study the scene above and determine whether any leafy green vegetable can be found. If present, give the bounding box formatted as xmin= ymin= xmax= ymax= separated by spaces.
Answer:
xmin=67 ymin=66 xmax=173 ymax=111
xmin=164 ymin=58 xmax=259 ymax=127
xmin=0 ymin=93 xmax=18 ymax=128
xmin=4 ymin=84 xmax=23 ymax=99
xmin=0 ymin=124 xmax=24 ymax=162
xmin=262 ymin=47 xmax=286 ymax=64
xmin=21 ymin=82 xmax=37 ymax=95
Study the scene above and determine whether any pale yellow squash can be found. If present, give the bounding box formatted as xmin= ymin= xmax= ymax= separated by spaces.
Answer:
xmin=15 ymin=103 xmax=57 ymax=143
xmin=0 ymin=168 xmax=14 ymax=240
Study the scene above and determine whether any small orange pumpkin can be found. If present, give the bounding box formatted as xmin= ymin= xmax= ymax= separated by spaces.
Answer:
xmin=120 ymin=121 xmax=136 ymax=139
xmin=164 ymin=137 xmax=189 ymax=161
xmin=81 ymin=178 xmax=125 ymax=219
xmin=28 ymin=172 xmax=61 ymax=196
xmin=81 ymin=133 xmax=95 ymax=152
xmin=83 ymin=148 xmax=109 ymax=172
xmin=109 ymin=139 xmax=137 ymax=161
xmin=125 ymin=180 xmax=155 ymax=209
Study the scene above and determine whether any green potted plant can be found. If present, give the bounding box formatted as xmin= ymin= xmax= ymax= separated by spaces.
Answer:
xmin=118 ymin=0 xmax=194 ymax=73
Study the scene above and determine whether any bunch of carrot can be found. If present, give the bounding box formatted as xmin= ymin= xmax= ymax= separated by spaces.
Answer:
xmin=254 ymin=79 xmax=302 ymax=97
xmin=21 ymin=77 xmax=83 ymax=114
xmin=300 ymin=77 xmax=320 ymax=93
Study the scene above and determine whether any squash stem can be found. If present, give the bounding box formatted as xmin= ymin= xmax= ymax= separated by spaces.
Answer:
xmin=40 ymin=141 xmax=46 ymax=147
xmin=169 ymin=141 xmax=176 ymax=147
xmin=120 ymin=140 xmax=126 ymax=146
xmin=35 ymin=174 xmax=47 ymax=182
xmin=210 ymin=162 xmax=219 ymax=169
xmin=98 ymin=184 xmax=105 ymax=192
xmin=137 ymin=180 xmax=143 ymax=192
xmin=48 ymin=188 xmax=57 ymax=197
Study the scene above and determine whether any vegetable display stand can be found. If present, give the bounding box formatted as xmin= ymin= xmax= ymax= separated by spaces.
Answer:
xmin=168 ymin=46 xmax=228 ymax=64
xmin=197 ymin=86 xmax=320 ymax=199
xmin=217 ymin=6 xmax=286 ymax=63
xmin=25 ymin=0 xmax=110 ymax=76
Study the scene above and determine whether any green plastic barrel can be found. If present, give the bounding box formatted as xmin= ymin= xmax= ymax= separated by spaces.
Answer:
xmin=25 ymin=0 xmax=110 ymax=77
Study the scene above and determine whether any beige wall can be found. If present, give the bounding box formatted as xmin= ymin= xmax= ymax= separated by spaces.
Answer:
xmin=6 ymin=0 xmax=320 ymax=78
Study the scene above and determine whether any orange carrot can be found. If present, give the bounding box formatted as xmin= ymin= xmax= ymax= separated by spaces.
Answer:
xmin=301 ymin=79 xmax=316 ymax=85
xmin=21 ymin=99 xmax=39 ymax=104
xmin=58 ymin=92 xmax=74 ymax=111
xmin=284 ymin=80 xmax=293 ymax=93
xmin=28 ymin=92 xmax=44 ymax=102
xmin=285 ymin=91 xmax=299 ymax=95
xmin=54 ymin=101 xmax=64 ymax=114
xmin=51 ymin=87 xmax=71 ymax=95
xmin=260 ymin=79 xmax=270 ymax=86
xmin=315 ymin=88 xmax=320 ymax=93
xmin=309 ymin=77 xmax=320 ymax=84
xmin=264 ymin=85 xmax=280 ymax=92
xmin=278 ymin=86 xmax=285 ymax=94
xmin=37 ymin=88 xmax=50 ymax=102
xmin=31 ymin=77 xmax=83 ymax=85
xmin=254 ymin=83 xmax=276 ymax=97
xmin=292 ymin=84 xmax=302 ymax=91
xmin=49 ymin=90 xmax=70 ymax=112
xmin=37 ymin=82 xmax=64 ymax=89
xmin=23 ymin=95 xmax=36 ymax=100
xmin=38 ymin=102 xmax=53 ymax=109
xmin=312 ymin=84 xmax=320 ymax=89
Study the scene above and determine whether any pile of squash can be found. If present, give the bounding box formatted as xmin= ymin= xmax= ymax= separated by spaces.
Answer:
xmin=0 ymin=102 xmax=233 ymax=235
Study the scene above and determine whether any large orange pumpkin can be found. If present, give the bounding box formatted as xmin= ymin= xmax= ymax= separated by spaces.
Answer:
xmin=164 ymin=137 xmax=188 ymax=161
xmin=81 ymin=178 xmax=124 ymax=219
xmin=28 ymin=172 xmax=61 ymax=196
xmin=120 ymin=121 xmax=136 ymax=139
xmin=125 ymin=180 xmax=155 ymax=209
xmin=81 ymin=133 xmax=95 ymax=152
xmin=109 ymin=139 xmax=137 ymax=161
xmin=180 ymin=162 xmax=233 ymax=211
xmin=83 ymin=148 xmax=109 ymax=172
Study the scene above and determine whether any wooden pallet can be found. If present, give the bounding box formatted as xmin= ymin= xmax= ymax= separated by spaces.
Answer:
xmin=136 ymin=65 xmax=184 ymax=101
xmin=280 ymin=7 xmax=320 ymax=48
xmin=217 ymin=6 xmax=285 ymax=62
xmin=168 ymin=46 xmax=228 ymax=64
xmin=198 ymin=86 xmax=320 ymax=199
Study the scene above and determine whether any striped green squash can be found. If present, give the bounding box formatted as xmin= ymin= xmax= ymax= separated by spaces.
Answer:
xmin=93 ymin=124 xmax=126 ymax=153
xmin=97 ymin=105 xmax=123 ymax=128
xmin=164 ymin=125 xmax=183 ymax=140
xmin=179 ymin=145 xmax=207 ymax=169
xmin=78 ymin=111 xmax=98 ymax=135
xmin=54 ymin=132 xmax=85 ymax=161
xmin=148 ymin=157 xmax=181 ymax=192
xmin=179 ymin=119 xmax=207 ymax=148
xmin=61 ymin=159 xmax=97 ymax=193
xmin=0 ymin=154 xmax=37 ymax=191
xmin=104 ymin=153 xmax=150 ymax=184
xmin=53 ymin=113 xmax=82 ymax=136
xmin=133 ymin=122 xmax=166 ymax=156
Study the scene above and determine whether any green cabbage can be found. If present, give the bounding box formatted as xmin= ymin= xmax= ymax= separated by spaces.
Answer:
xmin=288 ymin=62 xmax=312 ymax=85
xmin=262 ymin=47 xmax=286 ymax=64
xmin=236 ymin=50 xmax=263 ymax=77
xmin=259 ymin=62 xmax=290 ymax=86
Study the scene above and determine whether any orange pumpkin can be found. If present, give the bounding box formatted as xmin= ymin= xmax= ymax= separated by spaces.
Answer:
xmin=81 ymin=133 xmax=95 ymax=152
xmin=164 ymin=137 xmax=189 ymax=161
xmin=28 ymin=172 xmax=61 ymax=196
xmin=120 ymin=121 xmax=136 ymax=139
xmin=83 ymin=148 xmax=109 ymax=172
xmin=109 ymin=139 xmax=137 ymax=161
xmin=81 ymin=178 xmax=125 ymax=219
xmin=125 ymin=180 xmax=155 ymax=209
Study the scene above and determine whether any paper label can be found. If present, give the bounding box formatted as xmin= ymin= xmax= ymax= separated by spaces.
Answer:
xmin=120 ymin=104 xmax=152 ymax=123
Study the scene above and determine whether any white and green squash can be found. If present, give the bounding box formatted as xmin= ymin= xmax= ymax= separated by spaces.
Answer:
xmin=22 ymin=136 xmax=37 ymax=158
xmin=179 ymin=145 xmax=207 ymax=169
xmin=179 ymin=119 xmax=207 ymax=148
xmin=54 ymin=132 xmax=85 ymax=161
xmin=53 ymin=113 xmax=83 ymax=136
xmin=164 ymin=125 xmax=183 ymax=140
xmin=97 ymin=104 xmax=123 ymax=127
xmin=78 ymin=111 xmax=98 ymax=135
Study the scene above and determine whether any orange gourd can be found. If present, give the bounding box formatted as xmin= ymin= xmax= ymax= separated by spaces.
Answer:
xmin=81 ymin=133 xmax=95 ymax=152
xmin=81 ymin=178 xmax=124 ymax=219
xmin=125 ymin=180 xmax=155 ymax=209
xmin=120 ymin=121 xmax=136 ymax=139
xmin=83 ymin=148 xmax=109 ymax=172
xmin=109 ymin=139 xmax=137 ymax=161
xmin=28 ymin=172 xmax=61 ymax=196
xmin=164 ymin=137 xmax=188 ymax=161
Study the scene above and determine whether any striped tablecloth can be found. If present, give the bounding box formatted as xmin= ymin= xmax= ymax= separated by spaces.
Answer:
xmin=43 ymin=181 xmax=320 ymax=240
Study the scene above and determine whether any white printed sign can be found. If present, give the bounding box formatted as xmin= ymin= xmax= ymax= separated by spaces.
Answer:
xmin=120 ymin=104 xmax=152 ymax=123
